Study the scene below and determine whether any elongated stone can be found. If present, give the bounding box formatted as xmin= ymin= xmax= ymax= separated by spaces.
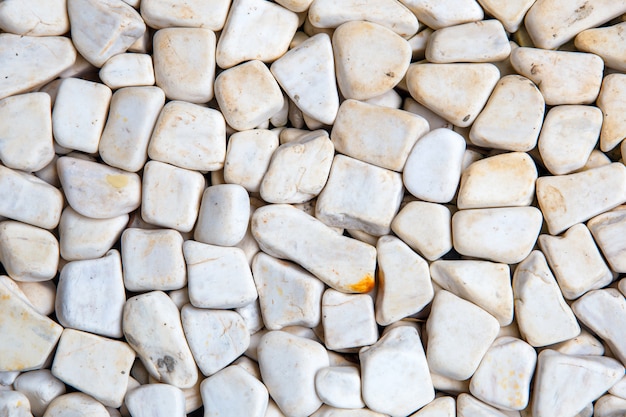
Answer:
xmin=399 ymin=0 xmax=484 ymax=29
xmin=588 ymin=207 xmax=626 ymax=273
xmin=140 ymin=0 xmax=230 ymax=31
xmin=0 ymin=0 xmax=68 ymax=36
xmin=251 ymin=204 xmax=376 ymax=294
xmin=0 ymin=221 xmax=58 ymax=283
xmin=42 ymin=393 xmax=109 ymax=417
xmin=552 ymin=329 xmax=605 ymax=357
xmin=99 ymin=53 xmax=155 ymax=89
xmin=597 ymin=74 xmax=626 ymax=152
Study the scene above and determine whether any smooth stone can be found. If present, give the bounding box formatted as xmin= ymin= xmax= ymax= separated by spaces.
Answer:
xmin=141 ymin=161 xmax=205 ymax=232
xmin=408 ymin=28 xmax=432 ymax=61
xmin=426 ymin=290 xmax=499 ymax=380
xmin=406 ymin=63 xmax=500 ymax=127
xmin=181 ymin=306 xmax=250 ymax=376
xmin=148 ymin=100 xmax=226 ymax=171
xmin=453 ymin=206 xmax=542 ymax=264
xmin=409 ymin=396 xmax=455 ymax=417
xmin=536 ymin=162 xmax=626 ymax=235
xmin=469 ymin=75 xmax=544 ymax=152
xmin=0 ymin=34 xmax=76 ymax=100
xmin=0 ymin=282 xmax=62 ymax=372
xmin=532 ymin=350 xmax=625 ymax=417
xmin=333 ymin=21 xmax=410 ymax=100
xmin=597 ymin=74 xmax=626 ymax=151
xmin=251 ymin=252 xmax=325 ymax=330
xmin=315 ymin=366 xmax=364 ymax=409
xmin=252 ymin=204 xmax=376 ymax=293
xmin=311 ymin=405 xmax=388 ymax=417
xmin=57 ymin=157 xmax=141 ymax=219
xmin=153 ymin=28 xmax=215 ymax=103
xmin=316 ymin=154 xmax=403 ymax=235
xmin=430 ymin=260 xmax=513 ymax=326
xmin=539 ymin=223 xmax=612 ymax=300
xmin=55 ymin=250 xmax=125 ymax=338
xmin=224 ymin=129 xmax=279 ymax=193
xmin=469 ymin=337 xmax=536 ymax=411
xmin=363 ymin=89 xmax=403 ymax=109
xmin=67 ymin=0 xmax=145 ymax=67
xmin=581 ymin=150 xmax=612 ymax=173
xmin=0 ymin=391 xmax=33 ymax=417
xmin=15 ymin=281 xmax=56 ymax=317
xmin=0 ymin=221 xmax=58 ymax=282
xmin=216 ymin=0 xmax=298 ymax=69
xmin=551 ymin=329 xmax=605 ymax=357
xmin=271 ymin=34 xmax=339 ymax=125
xmin=42 ymin=393 xmax=109 ymax=417
xmin=201 ymin=365 xmax=268 ymax=417
xmin=524 ymin=0 xmax=626 ymax=50
xmin=594 ymin=395 xmax=626 ymax=417
xmin=360 ymin=325 xmax=434 ymax=416
xmin=588 ymin=206 xmax=626 ymax=273
xmin=13 ymin=370 xmax=65 ymax=417
xmin=609 ymin=375 xmax=626 ymax=399
xmin=331 ymin=99 xmax=429 ymax=172
xmin=399 ymin=0 xmax=484 ymax=29
xmin=123 ymin=291 xmax=198 ymax=389
xmin=0 ymin=93 xmax=54 ymax=172
xmin=214 ymin=60 xmax=284 ymax=131
xmin=140 ymin=0 xmax=230 ymax=30
xmin=51 ymin=329 xmax=134 ymax=408
xmin=195 ymin=184 xmax=249 ymax=246
xmin=391 ymin=201 xmax=452 ymax=261
xmin=236 ymin=300 xmax=264 ymax=335
xmin=576 ymin=22 xmax=626 ymax=72
xmin=513 ymin=251 xmax=581 ymax=347
xmin=430 ymin=372 xmax=470 ymax=395
xmin=258 ymin=331 xmax=329 ymax=417
xmin=456 ymin=394 xmax=509 ymax=417
xmin=99 ymin=53 xmax=155 ymax=89
xmin=99 ymin=86 xmax=165 ymax=172
xmin=124 ymin=384 xmax=185 ymax=417
xmin=375 ymin=235 xmax=433 ymax=325
xmin=572 ymin=289 xmax=626 ymax=366
xmin=0 ymin=276 xmax=43 ymax=319
xmin=121 ymin=228 xmax=186 ymax=292
xmin=426 ymin=20 xmax=510 ymax=63
xmin=52 ymin=78 xmax=112 ymax=154
xmin=538 ymin=105 xmax=602 ymax=175
xmin=475 ymin=0 xmax=535 ymax=32
xmin=322 ymin=289 xmax=378 ymax=350
xmin=510 ymin=47 xmax=604 ymax=105
xmin=0 ymin=0 xmax=68 ymax=36
xmin=403 ymin=97 xmax=454 ymax=130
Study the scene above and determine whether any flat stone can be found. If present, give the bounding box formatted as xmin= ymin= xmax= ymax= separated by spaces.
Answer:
xmin=456 ymin=394 xmax=509 ymax=417
xmin=15 ymin=280 xmax=56 ymax=318
xmin=426 ymin=20 xmax=510 ymax=63
xmin=576 ymin=22 xmax=626 ymax=72
xmin=510 ymin=47 xmax=604 ymax=106
xmin=99 ymin=53 xmax=155 ymax=89
xmin=331 ymin=99 xmax=429 ymax=172
xmin=551 ymin=329 xmax=605 ymax=357
xmin=406 ymin=63 xmax=500 ymax=127
xmin=588 ymin=206 xmax=626 ymax=273
xmin=375 ymin=235 xmax=433 ymax=325
xmin=216 ymin=0 xmax=298 ymax=69
xmin=223 ymin=129 xmax=279 ymax=193
xmin=201 ymin=365 xmax=268 ymax=417
xmin=536 ymin=163 xmax=626 ymax=235
xmin=430 ymin=260 xmax=513 ymax=326
xmin=52 ymin=78 xmax=112 ymax=154
xmin=597 ymin=74 xmax=626 ymax=152
xmin=333 ymin=21 xmax=410 ymax=100
xmin=13 ymin=370 xmax=65 ymax=417
xmin=141 ymin=161 xmax=205 ymax=232
xmin=51 ymin=329 xmax=134 ymax=408
xmin=195 ymin=184 xmax=249 ymax=246
xmin=181 ymin=306 xmax=250 ymax=376
xmin=251 ymin=252 xmax=325 ymax=330
xmin=183 ymin=240 xmax=257 ymax=309
xmin=121 ymin=228 xmax=186 ymax=292
xmin=0 ymin=34 xmax=76 ymax=100
xmin=538 ymin=105 xmax=602 ymax=175
xmin=513 ymin=251 xmax=581 ymax=347
xmin=214 ymin=60 xmax=284 ymax=131
xmin=271 ymin=34 xmax=339 ymax=125
xmin=457 ymin=152 xmax=537 ymax=209
xmin=360 ymin=325 xmax=434 ymax=416
xmin=475 ymin=0 xmax=535 ymax=32
xmin=0 ymin=0 xmax=68 ymax=36
xmin=67 ymin=0 xmax=145 ymax=67
xmin=57 ymin=157 xmax=141 ymax=220
xmin=539 ymin=223 xmax=612 ymax=299
xmin=153 ymin=28 xmax=215 ymax=103
xmin=124 ymin=384 xmax=186 ymax=417
xmin=532 ymin=349 xmax=624 ymax=417
xmin=315 ymin=366 xmax=364 ymax=409
xmin=399 ymin=0 xmax=484 ymax=29
xmin=322 ymin=289 xmax=378 ymax=350
xmin=0 ymin=282 xmax=62 ymax=372
xmin=524 ymin=0 xmax=626 ymax=50
xmin=469 ymin=75 xmax=544 ymax=152
xmin=123 ymin=291 xmax=198 ymax=389
xmin=42 ymin=393 xmax=109 ymax=417
xmin=0 ymin=93 xmax=54 ymax=172
xmin=258 ymin=331 xmax=329 ymax=417
xmin=0 ymin=221 xmax=58 ymax=282
xmin=140 ymin=0 xmax=230 ymax=30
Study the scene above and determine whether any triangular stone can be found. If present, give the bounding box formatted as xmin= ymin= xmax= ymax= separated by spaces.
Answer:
xmin=406 ymin=63 xmax=499 ymax=127
xmin=271 ymin=34 xmax=339 ymax=125
xmin=575 ymin=22 xmax=626 ymax=72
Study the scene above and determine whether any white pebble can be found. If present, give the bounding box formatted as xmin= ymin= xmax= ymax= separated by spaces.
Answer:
xmin=13 ymin=370 xmax=66 ymax=417
xmin=223 ymin=129 xmax=279 ymax=193
xmin=588 ymin=206 xmax=626 ymax=273
xmin=43 ymin=393 xmax=109 ymax=417
xmin=322 ymin=289 xmax=378 ymax=350
xmin=201 ymin=365 xmax=269 ymax=417
xmin=195 ymin=184 xmax=250 ymax=247
xmin=99 ymin=53 xmax=155 ymax=89
xmin=0 ymin=221 xmax=58 ymax=282
xmin=124 ymin=384 xmax=186 ymax=417
xmin=140 ymin=0 xmax=230 ymax=30
xmin=314 ymin=366 xmax=364 ymax=409
xmin=0 ymin=0 xmax=68 ymax=36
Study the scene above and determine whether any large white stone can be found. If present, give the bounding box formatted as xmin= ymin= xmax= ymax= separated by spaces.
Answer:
xmin=201 ymin=365 xmax=269 ymax=417
xmin=13 ymin=370 xmax=66 ymax=417
xmin=0 ymin=221 xmax=58 ymax=282
xmin=597 ymin=73 xmax=626 ymax=152
xmin=42 ymin=393 xmax=109 ymax=417
xmin=322 ymin=289 xmax=378 ymax=350
xmin=314 ymin=366 xmax=364 ymax=410
xmin=224 ymin=129 xmax=279 ymax=193
xmin=124 ymin=384 xmax=186 ymax=417
xmin=399 ymin=0 xmax=484 ymax=29
xmin=140 ymin=0 xmax=230 ymax=30
xmin=99 ymin=53 xmax=155 ymax=89
xmin=0 ymin=0 xmax=68 ymax=36
xmin=588 ymin=207 xmax=626 ymax=273
xmin=195 ymin=184 xmax=250 ymax=246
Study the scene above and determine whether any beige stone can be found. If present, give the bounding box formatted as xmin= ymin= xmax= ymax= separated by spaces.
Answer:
xmin=476 ymin=0 xmax=536 ymax=33
xmin=576 ymin=22 xmax=626 ymax=72
xmin=140 ymin=0 xmax=230 ymax=30
xmin=597 ymin=74 xmax=626 ymax=152
xmin=399 ymin=0 xmax=484 ymax=30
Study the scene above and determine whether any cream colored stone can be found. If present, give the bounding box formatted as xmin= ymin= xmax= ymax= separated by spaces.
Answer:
xmin=406 ymin=63 xmax=500 ymax=127
xmin=0 ymin=390 xmax=30 ymax=417
xmin=609 ymin=374 xmax=626 ymax=399
xmin=476 ymin=0 xmax=536 ymax=33
xmin=510 ymin=47 xmax=604 ymax=105
xmin=13 ymin=370 xmax=66 ymax=417
xmin=43 ymin=393 xmax=109 ymax=417
xmin=125 ymin=384 xmax=186 ymax=417
xmin=99 ymin=53 xmax=155 ymax=89
xmin=469 ymin=75 xmax=544 ymax=152
xmin=333 ymin=21 xmax=411 ymax=100
xmin=399 ymin=0 xmax=484 ymax=29
xmin=552 ymin=329 xmax=605 ymax=356
xmin=0 ymin=0 xmax=68 ymax=36
xmin=576 ymin=22 xmax=626 ymax=72
xmin=0 ymin=221 xmax=57 ymax=283
xmin=224 ymin=130 xmax=279 ymax=193
xmin=140 ymin=0 xmax=230 ymax=30
xmin=588 ymin=206 xmax=626 ymax=273
xmin=16 ymin=281 xmax=56 ymax=317
xmin=322 ymin=289 xmax=378 ymax=350
xmin=597 ymin=74 xmax=626 ymax=152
